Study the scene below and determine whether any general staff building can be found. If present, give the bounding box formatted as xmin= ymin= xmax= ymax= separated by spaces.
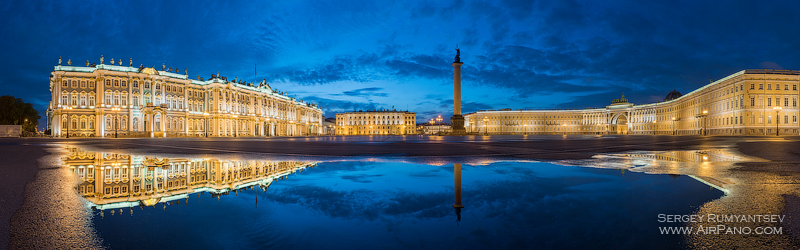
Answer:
xmin=464 ymin=69 xmax=800 ymax=136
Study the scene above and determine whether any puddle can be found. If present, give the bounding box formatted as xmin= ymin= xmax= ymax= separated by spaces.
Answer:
xmin=48 ymin=147 xmax=733 ymax=249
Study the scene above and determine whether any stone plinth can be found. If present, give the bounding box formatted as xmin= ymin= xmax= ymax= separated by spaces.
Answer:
xmin=450 ymin=115 xmax=466 ymax=135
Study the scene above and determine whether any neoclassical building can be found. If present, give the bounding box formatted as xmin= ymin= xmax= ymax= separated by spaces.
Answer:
xmin=48 ymin=58 xmax=324 ymax=138
xmin=335 ymin=109 xmax=417 ymax=135
xmin=465 ymin=69 xmax=800 ymax=136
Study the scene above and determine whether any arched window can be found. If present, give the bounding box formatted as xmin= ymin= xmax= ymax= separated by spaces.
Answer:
xmin=121 ymin=118 xmax=127 ymax=130
xmin=114 ymin=80 xmax=119 ymax=87
xmin=106 ymin=117 xmax=112 ymax=130
xmin=121 ymin=92 xmax=128 ymax=106
xmin=71 ymin=80 xmax=77 ymax=88
xmin=88 ymin=95 xmax=95 ymax=106
xmin=80 ymin=92 xmax=86 ymax=106
xmin=71 ymin=92 xmax=78 ymax=106
xmin=105 ymin=79 xmax=111 ymax=87
xmin=62 ymin=80 xmax=68 ymax=88
xmin=80 ymin=118 xmax=86 ymax=129
xmin=133 ymin=81 xmax=138 ymax=88
xmin=121 ymin=80 xmax=127 ymax=88
xmin=61 ymin=92 xmax=68 ymax=106
xmin=80 ymin=80 xmax=86 ymax=88
xmin=132 ymin=95 xmax=139 ymax=107
xmin=89 ymin=80 xmax=95 ymax=89
xmin=155 ymin=115 xmax=161 ymax=131
xmin=133 ymin=118 xmax=139 ymax=131
xmin=113 ymin=91 xmax=120 ymax=105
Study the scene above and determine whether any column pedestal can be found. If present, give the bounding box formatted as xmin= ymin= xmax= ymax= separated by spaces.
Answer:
xmin=450 ymin=115 xmax=466 ymax=135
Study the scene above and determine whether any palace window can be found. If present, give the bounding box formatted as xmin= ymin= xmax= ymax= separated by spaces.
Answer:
xmin=80 ymin=80 xmax=86 ymax=88
xmin=80 ymin=93 xmax=86 ymax=106
xmin=794 ymin=116 xmax=797 ymax=124
xmin=133 ymin=81 xmax=138 ymax=88
xmin=785 ymin=116 xmax=789 ymax=124
xmin=794 ymin=98 xmax=797 ymax=107
xmin=759 ymin=84 xmax=763 ymax=90
xmin=145 ymin=82 xmax=150 ymax=89
xmin=80 ymin=119 xmax=86 ymax=129
xmin=155 ymin=84 xmax=160 ymax=90
xmin=133 ymin=96 xmax=139 ymax=106
xmin=795 ymin=85 xmax=798 ymax=91
xmin=61 ymin=94 xmax=68 ymax=105
xmin=89 ymin=95 xmax=95 ymax=106
xmin=105 ymin=79 xmax=111 ymax=87
xmin=785 ymin=98 xmax=789 ymax=106
xmin=785 ymin=84 xmax=789 ymax=90
xmin=113 ymin=93 xmax=120 ymax=105
xmin=89 ymin=120 xmax=94 ymax=129
xmin=89 ymin=80 xmax=95 ymax=88
xmin=114 ymin=80 xmax=119 ymax=87
xmin=71 ymin=80 xmax=77 ymax=88
xmin=768 ymin=84 xmax=772 ymax=90
xmin=121 ymin=94 xmax=127 ymax=106
xmin=122 ymin=80 xmax=127 ymax=88
xmin=768 ymin=98 xmax=772 ymax=106
xmin=62 ymin=80 xmax=68 ymax=88
xmin=71 ymin=94 xmax=78 ymax=106
xmin=133 ymin=118 xmax=138 ymax=131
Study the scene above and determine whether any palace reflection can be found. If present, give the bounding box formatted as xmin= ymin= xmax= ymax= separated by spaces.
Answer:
xmin=63 ymin=147 xmax=318 ymax=213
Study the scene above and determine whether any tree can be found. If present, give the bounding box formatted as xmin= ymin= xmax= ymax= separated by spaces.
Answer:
xmin=0 ymin=95 xmax=40 ymax=132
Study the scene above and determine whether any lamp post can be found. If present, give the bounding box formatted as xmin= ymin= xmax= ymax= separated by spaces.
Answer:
xmin=483 ymin=116 xmax=488 ymax=135
xmin=523 ymin=124 xmax=527 ymax=135
xmin=111 ymin=107 xmax=120 ymax=138
xmin=695 ymin=110 xmax=708 ymax=135
xmin=203 ymin=112 xmax=209 ymax=137
xmin=232 ymin=114 xmax=238 ymax=137
xmin=652 ymin=120 xmax=656 ymax=135
xmin=671 ymin=117 xmax=676 ymax=135
xmin=774 ymin=106 xmax=782 ymax=136
xmin=64 ymin=106 xmax=72 ymax=138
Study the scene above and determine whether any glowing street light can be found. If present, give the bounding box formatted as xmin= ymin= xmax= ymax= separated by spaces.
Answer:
xmin=774 ymin=106 xmax=782 ymax=136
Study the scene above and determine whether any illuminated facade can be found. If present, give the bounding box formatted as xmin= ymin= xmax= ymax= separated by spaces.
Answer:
xmin=335 ymin=109 xmax=417 ymax=135
xmin=48 ymin=59 xmax=324 ymax=138
xmin=465 ymin=69 xmax=800 ymax=136
xmin=64 ymin=147 xmax=317 ymax=213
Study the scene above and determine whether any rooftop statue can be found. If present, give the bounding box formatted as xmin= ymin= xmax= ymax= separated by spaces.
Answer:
xmin=100 ymin=55 xmax=104 ymax=64
xmin=67 ymin=59 xmax=72 ymax=66
xmin=162 ymin=63 xmax=165 ymax=71
xmin=129 ymin=58 xmax=132 ymax=67
xmin=110 ymin=58 xmax=114 ymax=65
xmin=58 ymin=56 xmax=62 ymax=66
xmin=119 ymin=60 xmax=122 ymax=66
xmin=85 ymin=60 xmax=89 ymax=67
xmin=184 ymin=68 xmax=187 ymax=75
xmin=454 ymin=44 xmax=461 ymax=63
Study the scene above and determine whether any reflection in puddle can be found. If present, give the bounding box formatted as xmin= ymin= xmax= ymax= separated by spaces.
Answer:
xmin=64 ymin=147 xmax=317 ymax=215
xmin=56 ymin=147 xmax=733 ymax=249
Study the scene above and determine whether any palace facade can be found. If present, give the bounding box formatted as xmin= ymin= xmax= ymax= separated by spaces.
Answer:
xmin=465 ymin=69 xmax=800 ymax=136
xmin=48 ymin=59 xmax=324 ymax=138
xmin=335 ymin=109 xmax=417 ymax=135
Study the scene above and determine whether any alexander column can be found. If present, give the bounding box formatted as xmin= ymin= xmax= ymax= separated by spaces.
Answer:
xmin=450 ymin=45 xmax=466 ymax=135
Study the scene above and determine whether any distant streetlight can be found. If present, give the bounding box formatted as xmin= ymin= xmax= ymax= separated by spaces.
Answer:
xmin=652 ymin=120 xmax=656 ymax=135
xmin=774 ymin=106 xmax=782 ymax=136
xmin=112 ymin=107 xmax=120 ymax=138
xmin=203 ymin=112 xmax=209 ymax=137
xmin=64 ymin=106 xmax=72 ymax=138
xmin=671 ymin=117 xmax=676 ymax=135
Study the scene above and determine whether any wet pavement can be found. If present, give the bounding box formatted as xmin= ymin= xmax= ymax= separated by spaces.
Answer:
xmin=1 ymin=135 xmax=799 ymax=249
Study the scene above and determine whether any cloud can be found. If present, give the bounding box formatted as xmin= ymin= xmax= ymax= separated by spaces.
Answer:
xmin=340 ymin=87 xmax=388 ymax=97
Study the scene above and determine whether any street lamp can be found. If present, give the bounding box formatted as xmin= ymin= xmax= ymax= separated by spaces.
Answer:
xmin=774 ymin=106 xmax=782 ymax=136
xmin=562 ymin=123 xmax=567 ymax=135
xmin=483 ymin=116 xmax=488 ymax=135
xmin=695 ymin=110 xmax=708 ymax=135
xmin=111 ymin=107 xmax=120 ymax=138
xmin=64 ymin=106 xmax=72 ymax=138
xmin=203 ymin=112 xmax=209 ymax=137
xmin=232 ymin=114 xmax=238 ymax=137
xmin=652 ymin=120 xmax=656 ymax=135
xmin=671 ymin=117 xmax=676 ymax=135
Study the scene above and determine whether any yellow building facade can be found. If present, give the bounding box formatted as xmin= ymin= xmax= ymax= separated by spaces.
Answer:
xmin=335 ymin=110 xmax=417 ymax=135
xmin=465 ymin=69 xmax=800 ymax=136
xmin=48 ymin=60 xmax=324 ymax=138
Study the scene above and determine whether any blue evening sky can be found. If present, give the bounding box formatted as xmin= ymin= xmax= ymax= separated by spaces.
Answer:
xmin=2 ymin=0 xmax=800 ymax=128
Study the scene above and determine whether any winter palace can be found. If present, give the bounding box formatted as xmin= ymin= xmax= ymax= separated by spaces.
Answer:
xmin=48 ymin=57 xmax=324 ymax=138
xmin=464 ymin=69 xmax=800 ymax=136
